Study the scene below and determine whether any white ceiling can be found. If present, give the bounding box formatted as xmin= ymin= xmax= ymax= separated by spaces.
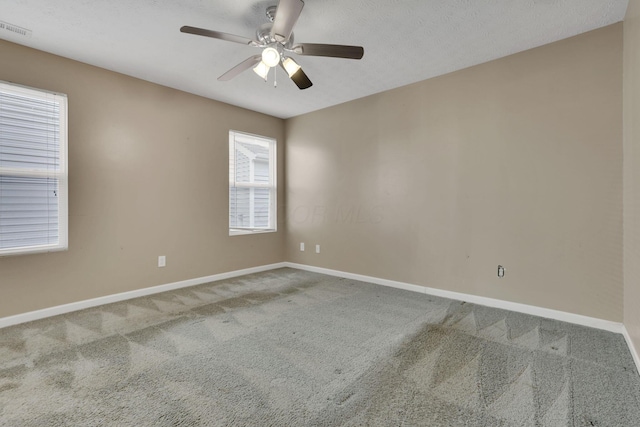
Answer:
xmin=0 ymin=0 xmax=629 ymax=119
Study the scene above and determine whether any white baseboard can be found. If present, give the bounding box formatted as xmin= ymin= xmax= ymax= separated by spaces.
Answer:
xmin=0 ymin=262 xmax=288 ymax=329
xmin=284 ymin=262 xmax=624 ymax=334
xmin=0 ymin=260 xmax=626 ymax=338
xmin=2 ymin=260 xmax=637 ymax=376
xmin=622 ymin=325 xmax=640 ymax=373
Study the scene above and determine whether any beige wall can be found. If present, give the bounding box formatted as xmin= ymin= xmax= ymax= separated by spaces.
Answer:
xmin=0 ymin=23 xmax=628 ymax=324
xmin=0 ymin=40 xmax=285 ymax=318
xmin=624 ymin=1 xmax=640 ymax=357
xmin=286 ymin=25 xmax=624 ymax=321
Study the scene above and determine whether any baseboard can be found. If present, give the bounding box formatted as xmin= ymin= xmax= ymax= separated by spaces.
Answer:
xmin=0 ymin=260 xmax=625 ymax=337
xmin=0 ymin=262 xmax=288 ymax=329
xmin=284 ymin=262 xmax=624 ymax=334
xmin=622 ymin=325 xmax=640 ymax=373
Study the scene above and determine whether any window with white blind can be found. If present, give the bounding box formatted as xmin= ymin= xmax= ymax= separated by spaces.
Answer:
xmin=0 ymin=81 xmax=68 ymax=256
xmin=229 ymin=131 xmax=276 ymax=235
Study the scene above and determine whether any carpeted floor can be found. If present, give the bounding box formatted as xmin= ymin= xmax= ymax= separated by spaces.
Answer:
xmin=1 ymin=268 xmax=639 ymax=426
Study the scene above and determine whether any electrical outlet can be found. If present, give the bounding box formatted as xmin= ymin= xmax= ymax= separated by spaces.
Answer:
xmin=316 ymin=244 xmax=320 ymax=254
xmin=158 ymin=256 xmax=166 ymax=267
xmin=300 ymin=242 xmax=305 ymax=251
xmin=497 ymin=265 xmax=504 ymax=278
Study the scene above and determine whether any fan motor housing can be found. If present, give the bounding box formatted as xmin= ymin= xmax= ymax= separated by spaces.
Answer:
xmin=256 ymin=23 xmax=294 ymax=47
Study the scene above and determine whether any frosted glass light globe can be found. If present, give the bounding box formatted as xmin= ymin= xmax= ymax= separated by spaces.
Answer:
xmin=261 ymin=47 xmax=280 ymax=67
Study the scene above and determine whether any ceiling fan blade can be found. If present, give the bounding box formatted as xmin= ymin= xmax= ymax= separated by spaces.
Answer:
xmin=180 ymin=26 xmax=257 ymax=46
xmin=280 ymin=62 xmax=312 ymax=90
xmin=218 ymin=55 xmax=262 ymax=81
xmin=270 ymin=0 xmax=304 ymax=43
xmin=291 ymin=43 xmax=364 ymax=59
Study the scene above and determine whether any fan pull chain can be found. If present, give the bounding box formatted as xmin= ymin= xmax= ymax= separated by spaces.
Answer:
xmin=274 ymin=65 xmax=277 ymax=88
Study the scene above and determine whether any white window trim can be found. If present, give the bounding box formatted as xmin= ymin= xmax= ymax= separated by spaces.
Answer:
xmin=0 ymin=81 xmax=68 ymax=256
xmin=229 ymin=130 xmax=277 ymax=236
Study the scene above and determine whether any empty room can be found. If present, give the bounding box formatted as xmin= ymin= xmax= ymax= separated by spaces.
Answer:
xmin=1 ymin=0 xmax=640 ymax=425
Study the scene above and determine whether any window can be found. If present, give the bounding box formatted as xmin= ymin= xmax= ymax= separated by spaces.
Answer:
xmin=229 ymin=131 xmax=276 ymax=235
xmin=0 ymin=81 xmax=68 ymax=256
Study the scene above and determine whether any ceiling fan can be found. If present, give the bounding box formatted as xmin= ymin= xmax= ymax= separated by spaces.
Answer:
xmin=180 ymin=0 xmax=364 ymax=90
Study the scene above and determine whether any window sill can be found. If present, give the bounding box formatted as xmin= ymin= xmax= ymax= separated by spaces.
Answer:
xmin=0 ymin=245 xmax=68 ymax=257
xmin=229 ymin=228 xmax=277 ymax=236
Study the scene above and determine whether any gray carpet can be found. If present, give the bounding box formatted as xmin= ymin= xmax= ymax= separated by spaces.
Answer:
xmin=1 ymin=268 xmax=639 ymax=426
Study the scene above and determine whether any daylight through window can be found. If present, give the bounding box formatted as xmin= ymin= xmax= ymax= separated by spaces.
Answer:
xmin=0 ymin=81 xmax=68 ymax=255
xmin=229 ymin=131 xmax=276 ymax=235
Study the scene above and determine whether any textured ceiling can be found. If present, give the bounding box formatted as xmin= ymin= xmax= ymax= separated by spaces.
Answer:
xmin=0 ymin=0 xmax=629 ymax=119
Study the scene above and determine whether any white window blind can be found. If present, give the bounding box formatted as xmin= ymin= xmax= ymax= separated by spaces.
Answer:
xmin=0 ymin=81 xmax=68 ymax=256
xmin=229 ymin=131 xmax=276 ymax=235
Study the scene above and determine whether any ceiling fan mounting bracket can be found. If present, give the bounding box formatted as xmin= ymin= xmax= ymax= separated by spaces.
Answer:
xmin=266 ymin=5 xmax=278 ymax=23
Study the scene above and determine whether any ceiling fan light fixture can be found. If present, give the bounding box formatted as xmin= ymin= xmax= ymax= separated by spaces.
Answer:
xmin=182 ymin=0 xmax=364 ymax=90
xmin=282 ymin=57 xmax=301 ymax=77
xmin=261 ymin=47 xmax=280 ymax=68
xmin=253 ymin=61 xmax=270 ymax=80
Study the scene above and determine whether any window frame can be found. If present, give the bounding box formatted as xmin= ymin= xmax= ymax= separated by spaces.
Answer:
xmin=228 ymin=130 xmax=277 ymax=236
xmin=0 ymin=80 xmax=68 ymax=256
